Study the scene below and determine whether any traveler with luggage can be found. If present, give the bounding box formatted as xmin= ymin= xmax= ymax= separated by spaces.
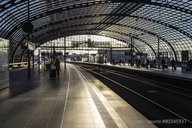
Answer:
xmin=55 ymin=58 xmax=61 ymax=77
xmin=50 ymin=60 xmax=56 ymax=78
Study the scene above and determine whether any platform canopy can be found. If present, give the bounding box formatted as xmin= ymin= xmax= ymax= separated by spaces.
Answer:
xmin=1 ymin=0 xmax=192 ymax=62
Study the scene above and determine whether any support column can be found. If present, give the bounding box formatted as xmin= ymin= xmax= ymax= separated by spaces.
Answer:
xmin=110 ymin=47 xmax=112 ymax=64
xmin=88 ymin=49 xmax=89 ymax=62
xmin=27 ymin=34 xmax=30 ymax=79
xmin=53 ymin=41 xmax=56 ymax=62
xmin=64 ymin=36 xmax=66 ymax=70
xmin=131 ymin=37 xmax=134 ymax=66
xmin=32 ymin=53 xmax=34 ymax=69
xmin=93 ymin=54 xmax=96 ymax=63
xmin=158 ymin=37 xmax=160 ymax=69
xmin=38 ymin=49 xmax=41 ymax=73
xmin=44 ymin=53 xmax=46 ymax=71
xmin=27 ymin=0 xmax=30 ymax=79
xmin=51 ymin=41 xmax=53 ymax=62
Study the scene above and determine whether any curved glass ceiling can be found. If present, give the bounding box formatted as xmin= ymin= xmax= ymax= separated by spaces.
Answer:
xmin=0 ymin=0 xmax=192 ymax=62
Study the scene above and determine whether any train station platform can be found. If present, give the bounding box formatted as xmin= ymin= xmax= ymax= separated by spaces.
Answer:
xmin=0 ymin=64 xmax=157 ymax=128
xmin=110 ymin=64 xmax=192 ymax=80
xmin=72 ymin=62 xmax=192 ymax=80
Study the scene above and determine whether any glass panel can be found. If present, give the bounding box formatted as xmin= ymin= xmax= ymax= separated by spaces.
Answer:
xmin=0 ymin=38 xmax=9 ymax=89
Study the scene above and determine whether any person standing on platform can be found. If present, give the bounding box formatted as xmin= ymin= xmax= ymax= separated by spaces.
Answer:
xmin=153 ymin=59 xmax=156 ymax=68
xmin=171 ymin=59 xmax=176 ymax=70
xmin=190 ymin=59 xmax=192 ymax=71
xmin=55 ymin=58 xmax=61 ymax=78
xmin=146 ymin=59 xmax=150 ymax=68
xmin=138 ymin=59 xmax=141 ymax=68
xmin=161 ymin=58 xmax=165 ymax=70
xmin=188 ymin=59 xmax=192 ymax=71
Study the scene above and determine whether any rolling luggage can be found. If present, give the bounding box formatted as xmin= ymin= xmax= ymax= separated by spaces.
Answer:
xmin=50 ymin=69 xmax=56 ymax=78
xmin=186 ymin=67 xmax=191 ymax=71
xmin=46 ymin=64 xmax=51 ymax=70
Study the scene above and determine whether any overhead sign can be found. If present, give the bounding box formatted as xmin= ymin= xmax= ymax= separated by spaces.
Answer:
xmin=21 ymin=42 xmax=35 ymax=51
xmin=65 ymin=52 xmax=69 ymax=55
xmin=44 ymin=52 xmax=63 ymax=56
xmin=72 ymin=41 xmax=110 ymax=48
xmin=28 ymin=42 xmax=35 ymax=51
xmin=98 ymin=50 xmax=106 ymax=54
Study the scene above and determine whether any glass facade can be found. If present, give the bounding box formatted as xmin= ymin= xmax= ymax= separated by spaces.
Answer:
xmin=38 ymin=35 xmax=129 ymax=55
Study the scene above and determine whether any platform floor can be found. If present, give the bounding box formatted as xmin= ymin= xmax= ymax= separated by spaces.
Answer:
xmin=0 ymin=64 xmax=157 ymax=128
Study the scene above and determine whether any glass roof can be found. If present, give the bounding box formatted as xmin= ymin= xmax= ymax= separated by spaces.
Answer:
xmin=0 ymin=0 xmax=192 ymax=62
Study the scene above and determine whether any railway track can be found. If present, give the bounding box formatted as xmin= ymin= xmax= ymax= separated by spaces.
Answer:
xmin=76 ymin=64 xmax=192 ymax=128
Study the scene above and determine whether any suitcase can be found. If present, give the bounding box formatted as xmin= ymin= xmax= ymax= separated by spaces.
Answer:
xmin=50 ymin=69 xmax=56 ymax=78
xmin=46 ymin=64 xmax=51 ymax=70
xmin=186 ymin=67 xmax=191 ymax=71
